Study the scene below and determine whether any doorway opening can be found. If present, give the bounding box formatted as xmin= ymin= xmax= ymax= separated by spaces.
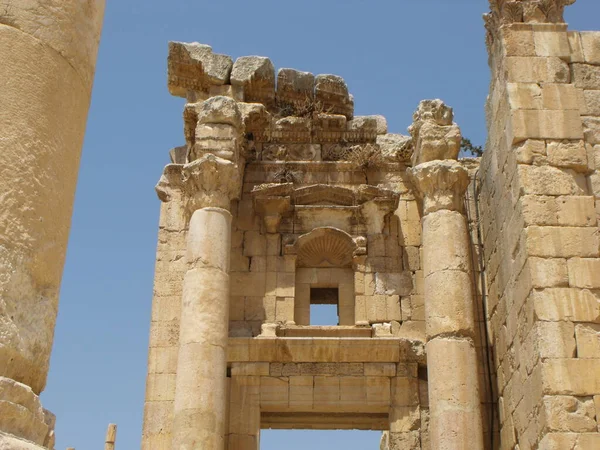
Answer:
xmin=260 ymin=429 xmax=382 ymax=450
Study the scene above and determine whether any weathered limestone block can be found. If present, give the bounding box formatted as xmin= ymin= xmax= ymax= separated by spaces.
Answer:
xmin=575 ymin=323 xmax=600 ymax=358
xmin=168 ymin=42 xmax=233 ymax=97
xmin=377 ymin=134 xmax=413 ymax=163
xmin=518 ymin=165 xmax=587 ymax=196
xmin=525 ymin=226 xmax=599 ymax=258
xmin=582 ymin=116 xmax=600 ymax=145
xmin=374 ymin=272 xmax=413 ymax=297
xmin=315 ymin=74 xmax=354 ymax=119
xmin=542 ymin=395 xmax=597 ymax=432
xmin=409 ymin=100 xmax=461 ymax=166
xmin=505 ymin=57 xmax=570 ymax=84
xmin=572 ymin=64 xmax=600 ymax=90
xmin=546 ymin=140 xmax=588 ymax=172
xmin=538 ymin=432 xmax=600 ymax=449
xmin=231 ymin=56 xmax=275 ymax=106
xmin=276 ymin=68 xmax=314 ymax=111
xmin=0 ymin=0 xmax=105 ymax=398
xmin=567 ymin=258 xmax=600 ymax=289
xmin=532 ymin=288 xmax=600 ymax=323
xmin=542 ymin=359 xmax=600 ymax=395
xmin=187 ymin=96 xmax=243 ymax=162
xmin=511 ymin=109 xmax=583 ymax=142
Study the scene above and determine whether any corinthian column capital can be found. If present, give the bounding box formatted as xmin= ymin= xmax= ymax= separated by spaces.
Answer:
xmin=156 ymin=154 xmax=243 ymax=211
xmin=410 ymin=160 xmax=470 ymax=215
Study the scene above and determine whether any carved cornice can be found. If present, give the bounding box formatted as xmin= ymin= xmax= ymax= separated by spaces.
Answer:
xmin=485 ymin=0 xmax=576 ymax=48
xmin=156 ymin=154 xmax=243 ymax=211
xmin=251 ymin=183 xmax=399 ymax=234
xmin=409 ymin=160 xmax=470 ymax=215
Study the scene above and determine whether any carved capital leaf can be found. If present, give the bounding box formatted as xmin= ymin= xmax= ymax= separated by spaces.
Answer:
xmin=409 ymin=160 xmax=470 ymax=215
xmin=156 ymin=154 xmax=243 ymax=211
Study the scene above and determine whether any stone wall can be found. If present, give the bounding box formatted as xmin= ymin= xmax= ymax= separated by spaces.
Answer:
xmin=479 ymin=2 xmax=600 ymax=447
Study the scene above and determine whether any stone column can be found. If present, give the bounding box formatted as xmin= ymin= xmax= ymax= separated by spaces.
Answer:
xmin=161 ymin=96 xmax=244 ymax=450
xmin=409 ymin=100 xmax=484 ymax=450
xmin=0 ymin=1 xmax=105 ymax=448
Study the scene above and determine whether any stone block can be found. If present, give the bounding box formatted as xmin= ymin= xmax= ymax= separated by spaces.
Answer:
xmin=364 ymin=363 xmax=396 ymax=377
xmin=315 ymin=74 xmax=353 ymax=119
xmin=366 ymin=376 xmax=390 ymax=407
xmin=575 ymin=323 xmax=600 ymax=358
xmin=374 ymin=272 xmax=413 ymax=296
xmin=506 ymin=57 xmax=570 ymax=83
xmin=502 ymin=27 xmax=535 ymax=56
xmin=582 ymin=116 xmax=600 ymax=145
xmin=511 ymin=110 xmax=583 ymax=142
xmin=578 ymin=89 xmax=600 ymax=116
xmin=525 ymin=226 xmax=599 ymax=258
xmin=389 ymin=406 xmax=420 ymax=433
xmin=314 ymin=376 xmax=340 ymax=409
xmin=542 ymin=395 xmax=598 ymax=432
xmin=567 ymin=258 xmax=600 ymax=288
xmin=546 ymin=140 xmax=588 ymax=172
xmin=521 ymin=195 xmax=558 ymax=225
xmin=528 ymin=257 xmax=568 ymax=288
xmin=533 ymin=288 xmax=600 ymax=323
xmin=534 ymin=30 xmax=571 ymax=58
xmin=230 ymin=56 xmax=275 ymax=106
xmin=518 ymin=165 xmax=587 ymax=196
xmin=541 ymin=359 xmax=600 ymax=395
xmin=556 ymin=196 xmax=596 ymax=226
xmin=572 ymin=63 xmax=600 ymax=90
xmin=275 ymin=297 xmax=294 ymax=323
xmin=289 ymin=376 xmax=313 ymax=410
xmin=581 ymin=32 xmax=600 ymax=65
xmin=339 ymin=376 xmax=367 ymax=405
xmin=230 ymin=272 xmax=266 ymax=297
xmin=243 ymin=230 xmax=267 ymax=256
xmin=391 ymin=377 xmax=419 ymax=407
xmin=260 ymin=377 xmax=288 ymax=409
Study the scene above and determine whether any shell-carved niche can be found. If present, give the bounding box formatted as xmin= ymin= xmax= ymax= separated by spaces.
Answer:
xmin=295 ymin=227 xmax=358 ymax=268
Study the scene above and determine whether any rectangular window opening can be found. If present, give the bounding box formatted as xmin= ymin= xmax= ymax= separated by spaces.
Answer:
xmin=310 ymin=287 xmax=339 ymax=325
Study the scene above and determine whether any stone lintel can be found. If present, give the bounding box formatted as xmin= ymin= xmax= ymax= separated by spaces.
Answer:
xmin=227 ymin=337 xmax=425 ymax=364
xmin=410 ymin=160 xmax=470 ymax=215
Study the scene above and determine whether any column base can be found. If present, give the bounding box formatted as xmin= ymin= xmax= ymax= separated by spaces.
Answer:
xmin=0 ymin=377 xmax=54 ymax=449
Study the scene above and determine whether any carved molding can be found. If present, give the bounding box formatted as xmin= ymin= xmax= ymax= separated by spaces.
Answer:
xmin=251 ymin=183 xmax=399 ymax=234
xmin=409 ymin=160 xmax=470 ymax=215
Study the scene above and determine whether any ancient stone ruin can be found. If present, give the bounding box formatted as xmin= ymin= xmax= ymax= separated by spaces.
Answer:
xmin=1 ymin=0 xmax=600 ymax=449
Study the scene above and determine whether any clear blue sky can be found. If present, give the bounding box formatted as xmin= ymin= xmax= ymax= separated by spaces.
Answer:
xmin=40 ymin=1 xmax=600 ymax=449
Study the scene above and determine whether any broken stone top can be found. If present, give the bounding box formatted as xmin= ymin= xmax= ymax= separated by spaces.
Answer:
xmin=168 ymin=41 xmax=355 ymax=120
xmin=409 ymin=99 xmax=461 ymax=166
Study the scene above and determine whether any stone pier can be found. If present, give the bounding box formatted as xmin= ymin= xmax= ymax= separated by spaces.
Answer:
xmin=410 ymin=100 xmax=484 ymax=450
xmin=0 ymin=1 xmax=105 ymax=448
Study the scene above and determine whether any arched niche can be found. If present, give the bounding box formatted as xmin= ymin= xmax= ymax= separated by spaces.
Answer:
xmin=293 ymin=227 xmax=357 ymax=326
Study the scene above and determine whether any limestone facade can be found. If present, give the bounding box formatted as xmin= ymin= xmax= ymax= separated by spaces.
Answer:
xmin=143 ymin=1 xmax=600 ymax=449
xmin=0 ymin=1 xmax=105 ymax=449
